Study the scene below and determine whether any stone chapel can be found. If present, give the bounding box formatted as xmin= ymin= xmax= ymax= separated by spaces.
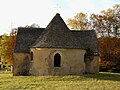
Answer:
xmin=13 ymin=13 xmax=99 ymax=76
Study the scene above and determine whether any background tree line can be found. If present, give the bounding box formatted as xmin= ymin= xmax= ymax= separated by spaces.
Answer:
xmin=67 ymin=4 xmax=120 ymax=72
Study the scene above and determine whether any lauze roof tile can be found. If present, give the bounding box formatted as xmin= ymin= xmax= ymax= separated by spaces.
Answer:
xmin=14 ymin=13 xmax=99 ymax=54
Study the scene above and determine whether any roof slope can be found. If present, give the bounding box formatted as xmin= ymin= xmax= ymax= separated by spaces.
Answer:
xmin=72 ymin=30 xmax=99 ymax=54
xmin=32 ymin=13 xmax=83 ymax=49
xmin=14 ymin=13 xmax=99 ymax=54
xmin=14 ymin=28 xmax=44 ymax=53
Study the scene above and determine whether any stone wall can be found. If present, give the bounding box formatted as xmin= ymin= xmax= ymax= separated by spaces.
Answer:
xmin=90 ymin=56 xmax=99 ymax=73
xmin=13 ymin=48 xmax=99 ymax=76
xmin=30 ymin=48 xmax=86 ymax=76
xmin=84 ymin=55 xmax=99 ymax=74
xmin=13 ymin=53 xmax=31 ymax=76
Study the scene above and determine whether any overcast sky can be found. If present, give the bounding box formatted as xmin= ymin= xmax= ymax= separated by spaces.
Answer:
xmin=0 ymin=0 xmax=120 ymax=35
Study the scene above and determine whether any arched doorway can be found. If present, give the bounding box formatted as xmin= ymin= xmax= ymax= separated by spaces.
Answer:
xmin=54 ymin=53 xmax=61 ymax=67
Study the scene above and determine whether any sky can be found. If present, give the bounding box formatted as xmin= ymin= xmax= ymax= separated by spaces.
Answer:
xmin=0 ymin=0 xmax=120 ymax=35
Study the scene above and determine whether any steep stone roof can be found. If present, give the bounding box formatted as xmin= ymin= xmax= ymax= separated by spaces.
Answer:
xmin=14 ymin=28 xmax=44 ymax=53
xmin=32 ymin=13 xmax=83 ymax=49
xmin=72 ymin=30 xmax=99 ymax=55
xmin=14 ymin=13 xmax=99 ymax=55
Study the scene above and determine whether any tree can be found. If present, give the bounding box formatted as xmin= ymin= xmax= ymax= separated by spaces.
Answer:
xmin=67 ymin=12 xmax=89 ymax=30
xmin=0 ymin=29 xmax=17 ymax=67
xmin=5 ymin=28 xmax=17 ymax=66
xmin=99 ymin=37 xmax=120 ymax=72
xmin=0 ymin=34 xmax=9 ymax=68
xmin=25 ymin=23 xmax=40 ymax=28
xmin=90 ymin=4 xmax=120 ymax=38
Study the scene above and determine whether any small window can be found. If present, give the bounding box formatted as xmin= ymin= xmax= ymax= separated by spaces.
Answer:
xmin=54 ymin=53 xmax=61 ymax=67
xmin=31 ymin=52 xmax=33 ymax=61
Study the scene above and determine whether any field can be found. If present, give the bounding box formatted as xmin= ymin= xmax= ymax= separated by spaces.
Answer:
xmin=0 ymin=72 xmax=120 ymax=90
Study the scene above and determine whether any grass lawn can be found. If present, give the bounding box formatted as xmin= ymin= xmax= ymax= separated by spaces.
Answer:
xmin=0 ymin=72 xmax=120 ymax=90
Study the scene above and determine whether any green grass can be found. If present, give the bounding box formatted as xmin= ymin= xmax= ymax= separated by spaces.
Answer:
xmin=0 ymin=72 xmax=120 ymax=90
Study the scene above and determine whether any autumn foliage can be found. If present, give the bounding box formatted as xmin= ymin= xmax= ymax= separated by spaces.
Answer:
xmin=67 ymin=12 xmax=89 ymax=30
xmin=0 ymin=29 xmax=16 ymax=66
xmin=99 ymin=37 xmax=120 ymax=72
xmin=4 ymin=36 xmax=16 ymax=65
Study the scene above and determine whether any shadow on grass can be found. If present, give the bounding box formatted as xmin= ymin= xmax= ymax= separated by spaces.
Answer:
xmin=82 ymin=72 xmax=120 ymax=81
xmin=1 ymin=72 xmax=119 ymax=82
